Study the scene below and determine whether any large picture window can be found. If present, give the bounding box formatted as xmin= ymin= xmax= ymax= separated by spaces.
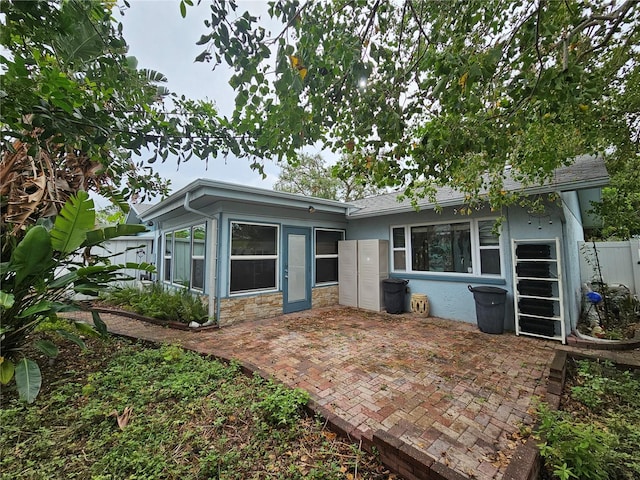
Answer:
xmin=315 ymin=229 xmax=345 ymax=284
xmin=392 ymin=219 xmax=501 ymax=276
xmin=163 ymin=224 xmax=206 ymax=290
xmin=230 ymin=222 xmax=278 ymax=294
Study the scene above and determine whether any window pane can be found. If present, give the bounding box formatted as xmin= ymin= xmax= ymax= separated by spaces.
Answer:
xmin=230 ymin=259 xmax=276 ymax=292
xmin=393 ymin=251 xmax=406 ymax=271
xmin=174 ymin=229 xmax=191 ymax=287
xmin=164 ymin=258 xmax=171 ymax=282
xmin=411 ymin=223 xmax=471 ymax=273
xmin=164 ymin=233 xmax=173 ymax=281
xmin=392 ymin=227 xmax=405 ymax=248
xmin=480 ymin=249 xmax=501 ymax=274
xmin=192 ymin=224 xmax=206 ymax=256
xmin=192 ymin=258 xmax=205 ymax=290
xmin=231 ymin=223 xmax=277 ymax=255
xmin=316 ymin=257 xmax=338 ymax=283
xmin=478 ymin=220 xmax=499 ymax=246
xmin=316 ymin=230 xmax=343 ymax=255
xmin=165 ymin=232 xmax=173 ymax=255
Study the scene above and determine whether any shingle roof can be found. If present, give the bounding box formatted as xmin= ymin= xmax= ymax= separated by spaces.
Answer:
xmin=131 ymin=203 xmax=155 ymax=216
xmin=348 ymin=155 xmax=608 ymax=218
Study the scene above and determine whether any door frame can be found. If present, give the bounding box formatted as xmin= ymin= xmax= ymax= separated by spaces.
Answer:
xmin=282 ymin=226 xmax=312 ymax=313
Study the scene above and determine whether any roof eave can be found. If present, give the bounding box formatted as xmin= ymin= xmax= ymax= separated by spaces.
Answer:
xmin=347 ymin=177 xmax=609 ymax=219
xmin=140 ymin=178 xmax=354 ymax=221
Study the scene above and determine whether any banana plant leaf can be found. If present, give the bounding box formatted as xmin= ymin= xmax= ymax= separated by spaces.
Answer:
xmin=15 ymin=358 xmax=42 ymax=404
xmin=50 ymin=191 xmax=95 ymax=254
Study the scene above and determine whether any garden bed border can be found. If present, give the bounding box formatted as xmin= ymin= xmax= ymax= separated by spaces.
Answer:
xmin=91 ymin=306 xmax=219 ymax=332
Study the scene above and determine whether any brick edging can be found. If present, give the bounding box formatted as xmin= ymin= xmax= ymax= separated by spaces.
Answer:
xmin=92 ymin=306 xmax=219 ymax=332
xmin=566 ymin=334 xmax=640 ymax=351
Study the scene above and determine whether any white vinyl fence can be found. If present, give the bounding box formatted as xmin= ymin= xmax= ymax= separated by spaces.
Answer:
xmin=579 ymin=239 xmax=640 ymax=294
xmin=92 ymin=237 xmax=155 ymax=286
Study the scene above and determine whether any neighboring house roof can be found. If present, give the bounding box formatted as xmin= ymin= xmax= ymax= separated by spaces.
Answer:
xmin=348 ymin=155 xmax=609 ymax=219
xmin=140 ymin=179 xmax=353 ymax=221
xmin=131 ymin=203 xmax=155 ymax=216
xmin=125 ymin=203 xmax=156 ymax=225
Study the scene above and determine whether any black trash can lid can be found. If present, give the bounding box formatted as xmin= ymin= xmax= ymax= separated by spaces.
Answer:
xmin=467 ymin=285 xmax=507 ymax=294
xmin=383 ymin=278 xmax=409 ymax=284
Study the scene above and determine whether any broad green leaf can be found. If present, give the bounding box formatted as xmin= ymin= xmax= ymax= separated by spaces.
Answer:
xmin=34 ymin=340 xmax=59 ymax=358
xmin=0 ymin=358 xmax=15 ymax=384
xmin=56 ymin=329 xmax=87 ymax=350
xmin=17 ymin=301 xmax=54 ymax=318
xmin=9 ymin=226 xmax=53 ymax=285
xmin=51 ymin=191 xmax=95 ymax=253
xmin=83 ymin=223 xmax=146 ymax=247
xmin=123 ymin=262 xmax=156 ymax=272
xmin=48 ymin=271 xmax=79 ymax=289
xmin=0 ymin=291 xmax=15 ymax=309
xmin=92 ymin=310 xmax=108 ymax=337
xmin=74 ymin=321 xmax=100 ymax=338
xmin=15 ymin=358 xmax=42 ymax=403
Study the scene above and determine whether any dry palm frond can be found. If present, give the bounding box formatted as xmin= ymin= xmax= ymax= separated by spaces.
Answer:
xmin=1 ymin=135 xmax=109 ymax=236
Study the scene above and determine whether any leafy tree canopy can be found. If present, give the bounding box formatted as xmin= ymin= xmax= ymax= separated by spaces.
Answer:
xmin=274 ymin=152 xmax=383 ymax=201
xmin=1 ymin=0 xmax=239 ymax=233
xmin=193 ymin=0 xmax=640 ymax=219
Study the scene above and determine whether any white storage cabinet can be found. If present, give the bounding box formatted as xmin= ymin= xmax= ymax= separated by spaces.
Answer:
xmin=338 ymin=239 xmax=389 ymax=312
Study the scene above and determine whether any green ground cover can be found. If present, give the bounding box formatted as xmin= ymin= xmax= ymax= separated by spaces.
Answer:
xmin=0 ymin=333 xmax=396 ymax=479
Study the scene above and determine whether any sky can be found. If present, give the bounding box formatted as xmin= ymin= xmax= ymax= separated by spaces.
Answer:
xmin=115 ymin=0 xmax=284 ymax=201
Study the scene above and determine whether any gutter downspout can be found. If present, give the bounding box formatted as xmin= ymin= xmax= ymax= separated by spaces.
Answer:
xmin=184 ymin=192 xmax=218 ymax=326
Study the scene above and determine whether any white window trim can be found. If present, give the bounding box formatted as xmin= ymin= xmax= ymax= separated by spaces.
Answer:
xmin=190 ymin=224 xmax=207 ymax=291
xmin=163 ymin=233 xmax=173 ymax=283
xmin=314 ymin=228 xmax=345 ymax=286
xmin=390 ymin=217 xmax=503 ymax=277
xmin=476 ymin=219 xmax=502 ymax=276
xmin=229 ymin=221 xmax=280 ymax=296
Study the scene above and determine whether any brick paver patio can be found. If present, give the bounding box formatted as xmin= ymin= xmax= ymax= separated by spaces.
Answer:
xmin=68 ymin=306 xmax=557 ymax=479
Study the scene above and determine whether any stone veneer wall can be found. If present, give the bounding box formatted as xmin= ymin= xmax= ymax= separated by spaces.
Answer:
xmin=218 ymin=285 xmax=339 ymax=326
xmin=218 ymin=292 xmax=283 ymax=327
xmin=312 ymin=285 xmax=339 ymax=308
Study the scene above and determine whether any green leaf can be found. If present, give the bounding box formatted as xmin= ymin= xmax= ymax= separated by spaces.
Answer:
xmin=9 ymin=226 xmax=53 ymax=286
xmin=15 ymin=358 xmax=42 ymax=403
xmin=17 ymin=301 xmax=54 ymax=319
xmin=34 ymin=340 xmax=59 ymax=358
xmin=0 ymin=291 xmax=15 ymax=309
xmin=48 ymin=271 xmax=79 ymax=289
xmin=55 ymin=329 xmax=87 ymax=350
xmin=0 ymin=359 xmax=15 ymax=385
xmin=74 ymin=321 xmax=100 ymax=338
xmin=83 ymin=223 xmax=146 ymax=247
xmin=92 ymin=310 xmax=108 ymax=337
xmin=180 ymin=0 xmax=187 ymax=18
xmin=51 ymin=191 xmax=95 ymax=253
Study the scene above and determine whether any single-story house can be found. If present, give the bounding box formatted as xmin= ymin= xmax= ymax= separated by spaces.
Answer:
xmin=138 ymin=155 xmax=608 ymax=343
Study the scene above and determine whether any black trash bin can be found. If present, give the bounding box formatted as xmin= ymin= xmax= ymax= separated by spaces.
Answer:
xmin=382 ymin=278 xmax=409 ymax=314
xmin=468 ymin=285 xmax=507 ymax=334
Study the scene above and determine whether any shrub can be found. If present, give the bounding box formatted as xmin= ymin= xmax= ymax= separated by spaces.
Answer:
xmin=252 ymin=376 xmax=310 ymax=427
xmin=536 ymin=359 xmax=640 ymax=480
xmin=103 ymin=284 xmax=210 ymax=324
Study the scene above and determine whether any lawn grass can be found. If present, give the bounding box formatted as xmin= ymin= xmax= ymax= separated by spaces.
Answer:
xmin=0 ymin=333 xmax=397 ymax=479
